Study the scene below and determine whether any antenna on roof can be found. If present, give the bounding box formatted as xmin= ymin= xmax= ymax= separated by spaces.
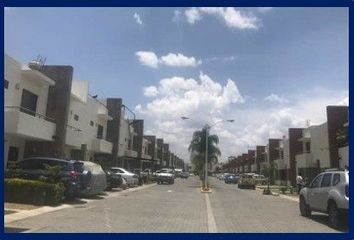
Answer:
xmin=306 ymin=120 xmax=311 ymax=127
xmin=29 ymin=54 xmax=47 ymax=70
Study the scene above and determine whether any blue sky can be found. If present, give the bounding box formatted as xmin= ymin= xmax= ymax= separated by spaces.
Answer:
xmin=5 ymin=7 xmax=349 ymax=161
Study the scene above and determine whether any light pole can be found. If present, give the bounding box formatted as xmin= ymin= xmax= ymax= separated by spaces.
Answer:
xmin=182 ymin=117 xmax=234 ymax=191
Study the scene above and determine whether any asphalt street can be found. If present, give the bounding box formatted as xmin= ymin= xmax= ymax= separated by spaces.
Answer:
xmin=5 ymin=176 xmax=343 ymax=233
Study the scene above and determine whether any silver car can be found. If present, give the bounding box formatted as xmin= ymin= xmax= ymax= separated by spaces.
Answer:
xmin=299 ymin=170 xmax=349 ymax=229
xmin=110 ymin=167 xmax=139 ymax=186
xmin=78 ymin=161 xmax=107 ymax=196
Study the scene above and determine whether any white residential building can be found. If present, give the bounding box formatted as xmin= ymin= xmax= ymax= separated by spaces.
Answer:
xmin=4 ymin=55 xmax=56 ymax=168
xmin=65 ymin=81 xmax=113 ymax=161
xmin=296 ymin=122 xmax=330 ymax=181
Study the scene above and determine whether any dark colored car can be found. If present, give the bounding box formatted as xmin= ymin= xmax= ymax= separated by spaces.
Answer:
xmin=15 ymin=157 xmax=85 ymax=198
xmin=104 ymin=169 xmax=123 ymax=190
xmin=180 ymin=172 xmax=189 ymax=179
xmin=225 ymin=174 xmax=238 ymax=184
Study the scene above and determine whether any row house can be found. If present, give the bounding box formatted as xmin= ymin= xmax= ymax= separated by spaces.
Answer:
xmin=227 ymin=106 xmax=348 ymax=187
xmin=144 ymin=135 xmax=158 ymax=170
xmin=294 ymin=106 xmax=348 ymax=184
xmin=4 ymin=54 xmax=185 ymax=171
xmin=5 ymin=55 xmax=57 ymax=167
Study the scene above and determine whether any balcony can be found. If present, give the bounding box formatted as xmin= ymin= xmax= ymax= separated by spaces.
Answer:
xmin=5 ymin=106 xmax=56 ymax=141
xmin=295 ymin=153 xmax=314 ymax=168
xmin=65 ymin=125 xmax=83 ymax=147
xmin=124 ymin=149 xmax=138 ymax=158
xmin=92 ymin=138 xmax=113 ymax=154
xmin=142 ymin=154 xmax=152 ymax=160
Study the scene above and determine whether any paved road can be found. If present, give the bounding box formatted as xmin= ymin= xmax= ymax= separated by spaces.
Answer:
xmin=5 ymin=176 xmax=343 ymax=233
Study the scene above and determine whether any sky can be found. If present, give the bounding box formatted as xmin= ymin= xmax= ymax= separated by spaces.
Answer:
xmin=5 ymin=7 xmax=349 ymax=163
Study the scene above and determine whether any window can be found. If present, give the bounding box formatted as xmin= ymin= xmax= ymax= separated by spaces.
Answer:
xmin=74 ymin=114 xmax=79 ymax=121
xmin=332 ymin=174 xmax=341 ymax=186
xmin=90 ymin=121 xmax=94 ymax=126
xmin=310 ymin=175 xmax=322 ymax=188
xmin=20 ymin=89 xmax=38 ymax=116
xmin=4 ymin=79 xmax=9 ymax=89
xmin=7 ymin=146 xmax=19 ymax=162
xmin=305 ymin=142 xmax=311 ymax=153
xmin=320 ymin=173 xmax=332 ymax=188
xmin=97 ymin=124 xmax=104 ymax=139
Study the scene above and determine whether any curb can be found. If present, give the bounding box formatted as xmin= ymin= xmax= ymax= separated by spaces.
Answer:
xmin=256 ymin=187 xmax=299 ymax=203
xmin=4 ymin=183 xmax=157 ymax=225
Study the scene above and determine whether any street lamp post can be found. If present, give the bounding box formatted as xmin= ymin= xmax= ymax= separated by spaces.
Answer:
xmin=182 ymin=117 xmax=234 ymax=191
xmin=204 ymin=124 xmax=209 ymax=189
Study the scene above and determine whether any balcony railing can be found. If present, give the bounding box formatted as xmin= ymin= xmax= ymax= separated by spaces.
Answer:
xmin=5 ymin=106 xmax=55 ymax=123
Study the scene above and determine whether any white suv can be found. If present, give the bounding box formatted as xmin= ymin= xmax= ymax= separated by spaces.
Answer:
xmin=299 ymin=170 xmax=349 ymax=229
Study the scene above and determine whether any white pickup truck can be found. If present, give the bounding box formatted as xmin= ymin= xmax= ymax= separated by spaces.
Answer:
xmin=156 ymin=168 xmax=175 ymax=185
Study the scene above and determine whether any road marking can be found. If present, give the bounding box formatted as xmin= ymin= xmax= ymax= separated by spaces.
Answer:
xmin=204 ymin=194 xmax=217 ymax=233
xmin=167 ymin=190 xmax=172 ymax=193
xmin=103 ymin=207 xmax=112 ymax=233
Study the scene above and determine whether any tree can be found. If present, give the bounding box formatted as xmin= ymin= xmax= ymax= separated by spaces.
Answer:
xmin=261 ymin=161 xmax=278 ymax=194
xmin=188 ymin=127 xmax=221 ymax=186
xmin=336 ymin=126 xmax=348 ymax=148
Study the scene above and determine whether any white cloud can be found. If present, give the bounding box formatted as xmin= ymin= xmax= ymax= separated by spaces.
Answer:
xmin=185 ymin=7 xmax=201 ymax=24
xmin=205 ymin=55 xmax=237 ymax=63
xmin=135 ymin=51 xmax=159 ymax=68
xmin=135 ymin=51 xmax=201 ymax=68
xmin=264 ymin=94 xmax=288 ymax=104
xmin=257 ymin=7 xmax=273 ymax=13
xmin=185 ymin=7 xmax=259 ymax=29
xmin=137 ymin=79 xmax=348 ymax=163
xmin=160 ymin=53 xmax=201 ymax=67
xmin=337 ymin=96 xmax=349 ymax=106
xmin=143 ymin=86 xmax=159 ymax=97
xmin=172 ymin=10 xmax=182 ymax=22
xmin=133 ymin=13 xmax=143 ymax=25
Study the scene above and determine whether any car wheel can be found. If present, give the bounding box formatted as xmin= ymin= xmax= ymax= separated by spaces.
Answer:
xmin=328 ymin=202 xmax=340 ymax=229
xmin=299 ymin=196 xmax=311 ymax=217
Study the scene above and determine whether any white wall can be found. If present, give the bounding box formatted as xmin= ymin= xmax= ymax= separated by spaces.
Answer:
xmin=4 ymin=54 xmax=55 ymax=167
xmin=310 ymin=123 xmax=330 ymax=168
xmin=67 ymin=81 xmax=110 ymax=152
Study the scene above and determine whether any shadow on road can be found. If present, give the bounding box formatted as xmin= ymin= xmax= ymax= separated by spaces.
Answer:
xmin=63 ymin=198 xmax=88 ymax=205
xmin=4 ymin=227 xmax=30 ymax=233
xmin=309 ymin=213 xmax=349 ymax=232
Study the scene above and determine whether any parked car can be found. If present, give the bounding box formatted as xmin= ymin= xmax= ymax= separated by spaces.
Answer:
xmin=104 ymin=169 xmax=123 ymax=190
xmin=253 ymin=174 xmax=268 ymax=185
xmin=110 ymin=167 xmax=139 ymax=186
xmin=15 ymin=157 xmax=85 ymax=198
xmin=238 ymin=173 xmax=256 ymax=189
xmin=224 ymin=174 xmax=239 ymax=184
xmin=76 ymin=161 xmax=107 ymax=196
xmin=219 ymin=173 xmax=228 ymax=180
xmin=156 ymin=168 xmax=175 ymax=184
xmin=299 ymin=170 xmax=349 ymax=229
xmin=180 ymin=172 xmax=189 ymax=179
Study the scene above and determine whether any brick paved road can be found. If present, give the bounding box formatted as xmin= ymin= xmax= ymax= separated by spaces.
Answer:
xmin=5 ymin=176 xmax=344 ymax=233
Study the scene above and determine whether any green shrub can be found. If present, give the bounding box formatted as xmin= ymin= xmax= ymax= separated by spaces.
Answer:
xmin=5 ymin=178 xmax=65 ymax=206
xmin=4 ymin=169 xmax=21 ymax=179
xmin=280 ymin=186 xmax=287 ymax=194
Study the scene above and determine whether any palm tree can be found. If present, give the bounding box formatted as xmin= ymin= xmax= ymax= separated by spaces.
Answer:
xmin=188 ymin=127 xmax=221 ymax=187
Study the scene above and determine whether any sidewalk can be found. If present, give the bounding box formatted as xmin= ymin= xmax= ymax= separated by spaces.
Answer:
xmin=5 ymin=183 xmax=157 ymax=225
xmin=255 ymin=186 xmax=299 ymax=203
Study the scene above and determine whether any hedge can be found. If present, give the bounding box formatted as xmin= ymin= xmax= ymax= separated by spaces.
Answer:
xmin=5 ymin=178 xmax=65 ymax=206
